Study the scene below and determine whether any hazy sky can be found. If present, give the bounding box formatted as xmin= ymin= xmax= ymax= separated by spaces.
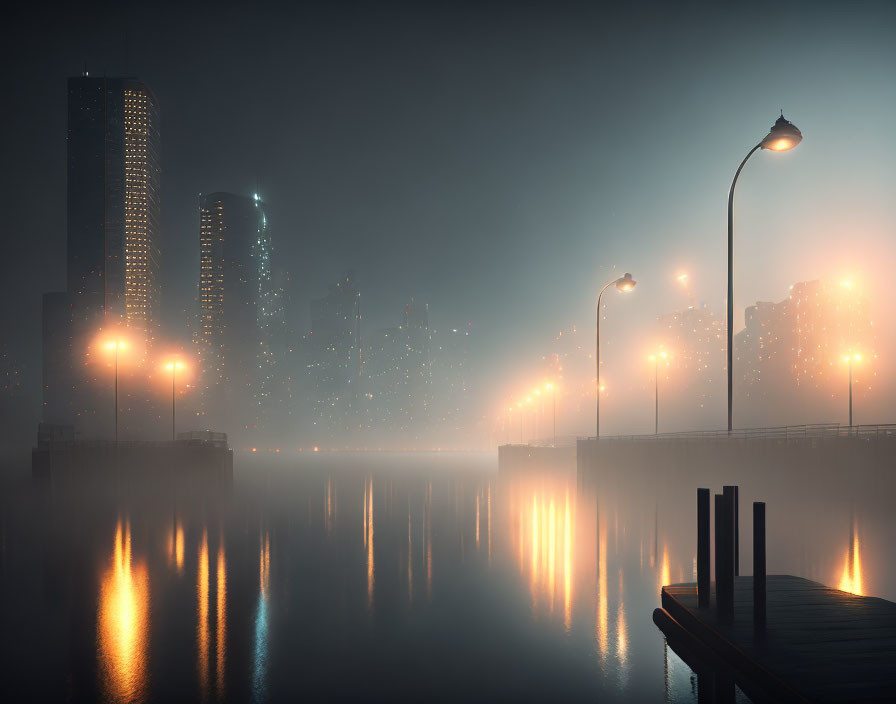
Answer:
xmin=3 ymin=0 xmax=896 ymax=426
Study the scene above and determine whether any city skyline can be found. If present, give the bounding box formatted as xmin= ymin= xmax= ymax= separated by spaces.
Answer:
xmin=3 ymin=0 xmax=896 ymax=447
xmin=5 ymin=3 xmax=896 ymax=702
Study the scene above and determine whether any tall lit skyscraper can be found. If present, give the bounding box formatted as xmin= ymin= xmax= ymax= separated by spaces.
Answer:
xmin=66 ymin=75 xmax=161 ymax=339
xmin=197 ymin=192 xmax=278 ymax=431
xmin=42 ymin=75 xmax=161 ymax=434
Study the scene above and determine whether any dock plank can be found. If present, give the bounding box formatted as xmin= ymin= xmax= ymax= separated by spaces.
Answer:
xmin=659 ymin=575 xmax=896 ymax=702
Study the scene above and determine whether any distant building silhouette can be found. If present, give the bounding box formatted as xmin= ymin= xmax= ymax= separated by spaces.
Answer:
xmin=430 ymin=323 xmax=472 ymax=437
xmin=735 ymin=279 xmax=876 ymax=426
xmin=400 ymin=298 xmax=432 ymax=430
xmin=655 ymin=304 xmax=726 ymax=431
xmin=354 ymin=303 xmax=475 ymax=447
xmin=304 ymin=273 xmax=362 ymax=440
xmin=197 ymin=192 xmax=282 ymax=436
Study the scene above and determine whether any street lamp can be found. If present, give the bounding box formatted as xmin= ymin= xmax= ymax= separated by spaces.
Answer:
xmin=727 ymin=114 xmax=802 ymax=433
xmin=596 ymin=273 xmax=637 ymax=438
xmin=164 ymin=360 xmax=185 ymax=442
xmin=844 ymin=353 xmax=861 ymax=429
xmin=649 ymin=351 xmax=667 ymax=435
xmin=104 ymin=339 xmax=129 ymax=443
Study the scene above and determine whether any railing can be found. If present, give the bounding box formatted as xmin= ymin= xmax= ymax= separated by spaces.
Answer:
xmin=38 ymin=437 xmax=230 ymax=450
xmin=578 ymin=423 xmax=896 ymax=443
xmin=526 ymin=435 xmax=579 ymax=448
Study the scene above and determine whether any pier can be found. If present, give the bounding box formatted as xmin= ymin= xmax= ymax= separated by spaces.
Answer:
xmin=32 ymin=429 xmax=233 ymax=488
xmin=656 ymin=575 xmax=896 ymax=702
xmin=653 ymin=485 xmax=896 ymax=702
xmin=497 ymin=441 xmax=576 ymax=473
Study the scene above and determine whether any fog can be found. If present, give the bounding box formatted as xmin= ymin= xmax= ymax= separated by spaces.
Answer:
xmin=2 ymin=0 xmax=896 ymax=452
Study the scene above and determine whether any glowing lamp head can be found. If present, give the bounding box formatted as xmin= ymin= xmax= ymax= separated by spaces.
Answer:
xmin=545 ymin=383 xmax=554 ymax=391
xmin=615 ymin=272 xmax=637 ymax=292
xmin=164 ymin=361 xmax=185 ymax=372
xmin=105 ymin=340 xmax=128 ymax=351
xmin=761 ymin=114 xmax=802 ymax=152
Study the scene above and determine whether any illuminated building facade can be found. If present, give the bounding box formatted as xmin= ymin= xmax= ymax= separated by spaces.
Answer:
xmin=66 ymin=75 xmax=161 ymax=339
xmin=735 ymin=279 xmax=876 ymax=426
xmin=41 ymin=75 xmax=160 ymax=435
xmin=197 ymin=192 xmax=279 ymax=433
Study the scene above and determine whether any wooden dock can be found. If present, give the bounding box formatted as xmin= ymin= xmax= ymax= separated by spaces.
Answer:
xmin=655 ymin=575 xmax=896 ymax=703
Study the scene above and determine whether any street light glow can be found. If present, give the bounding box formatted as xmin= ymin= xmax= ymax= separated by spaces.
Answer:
xmin=760 ymin=115 xmax=803 ymax=152
xmin=615 ymin=273 xmax=637 ymax=292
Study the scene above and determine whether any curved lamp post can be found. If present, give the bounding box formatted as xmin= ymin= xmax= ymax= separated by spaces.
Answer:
xmin=596 ymin=273 xmax=636 ymax=438
xmin=727 ymin=115 xmax=802 ymax=432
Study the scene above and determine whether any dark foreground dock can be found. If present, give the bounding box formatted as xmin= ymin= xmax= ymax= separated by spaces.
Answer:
xmin=655 ymin=575 xmax=896 ymax=703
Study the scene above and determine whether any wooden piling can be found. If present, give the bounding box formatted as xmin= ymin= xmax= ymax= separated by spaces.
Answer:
xmin=753 ymin=502 xmax=766 ymax=626
xmin=715 ymin=493 xmax=733 ymax=619
xmin=697 ymin=488 xmax=710 ymax=607
xmin=723 ymin=485 xmax=739 ymax=576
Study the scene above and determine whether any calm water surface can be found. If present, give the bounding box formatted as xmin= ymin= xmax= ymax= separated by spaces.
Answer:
xmin=1 ymin=452 xmax=891 ymax=702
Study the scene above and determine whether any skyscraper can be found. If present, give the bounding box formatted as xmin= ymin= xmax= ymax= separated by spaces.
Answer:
xmin=41 ymin=75 xmax=161 ymax=435
xmin=197 ymin=192 xmax=279 ymax=433
xmin=66 ymin=75 xmax=161 ymax=338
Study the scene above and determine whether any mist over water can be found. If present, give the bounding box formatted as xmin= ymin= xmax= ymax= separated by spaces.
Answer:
xmin=2 ymin=451 xmax=893 ymax=701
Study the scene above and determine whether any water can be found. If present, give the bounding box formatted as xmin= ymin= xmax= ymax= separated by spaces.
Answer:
xmin=0 ymin=452 xmax=890 ymax=702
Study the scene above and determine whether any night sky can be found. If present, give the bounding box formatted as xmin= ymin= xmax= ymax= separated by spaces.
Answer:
xmin=3 ymin=0 xmax=896 ymax=425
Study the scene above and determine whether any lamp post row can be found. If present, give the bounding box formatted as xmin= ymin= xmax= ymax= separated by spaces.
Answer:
xmin=592 ymin=114 xmax=802 ymax=440
xmin=103 ymin=338 xmax=185 ymax=443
